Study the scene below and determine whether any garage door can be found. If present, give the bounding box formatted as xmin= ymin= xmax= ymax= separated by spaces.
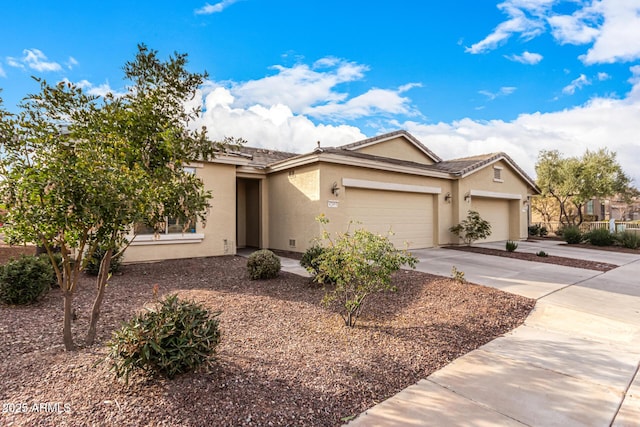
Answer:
xmin=470 ymin=198 xmax=510 ymax=242
xmin=345 ymin=188 xmax=433 ymax=249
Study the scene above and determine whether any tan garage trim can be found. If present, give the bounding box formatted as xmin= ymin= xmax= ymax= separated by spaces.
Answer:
xmin=470 ymin=189 xmax=522 ymax=200
xmin=342 ymin=178 xmax=441 ymax=194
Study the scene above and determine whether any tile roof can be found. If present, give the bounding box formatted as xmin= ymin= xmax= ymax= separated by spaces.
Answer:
xmin=233 ymin=146 xmax=298 ymax=167
xmin=228 ymin=131 xmax=538 ymax=191
xmin=338 ymin=130 xmax=443 ymax=162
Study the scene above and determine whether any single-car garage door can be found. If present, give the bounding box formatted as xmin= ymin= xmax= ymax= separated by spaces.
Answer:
xmin=345 ymin=188 xmax=433 ymax=249
xmin=470 ymin=198 xmax=510 ymax=242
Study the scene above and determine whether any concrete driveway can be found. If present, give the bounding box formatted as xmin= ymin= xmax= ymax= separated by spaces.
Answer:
xmin=348 ymin=240 xmax=640 ymax=426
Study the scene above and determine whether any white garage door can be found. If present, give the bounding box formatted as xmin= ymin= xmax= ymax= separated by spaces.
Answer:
xmin=345 ymin=188 xmax=433 ymax=249
xmin=470 ymin=198 xmax=510 ymax=242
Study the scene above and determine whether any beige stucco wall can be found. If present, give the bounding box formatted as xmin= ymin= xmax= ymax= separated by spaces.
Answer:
xmin=124 ymin=162 xmax=237 ymax=263
xmin=353 ymin=137 xmax=437 ymax=165
xmin=456 ymin=160 xmax=532 ymax=242
xmin=268 ymin=164 xmax=323 ymax=252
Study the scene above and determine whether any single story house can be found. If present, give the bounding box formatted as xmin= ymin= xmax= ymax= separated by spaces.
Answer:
xmin=125 ymin=130 xmax=540 ymax=263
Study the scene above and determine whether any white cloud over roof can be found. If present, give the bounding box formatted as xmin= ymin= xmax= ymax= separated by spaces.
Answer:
xmin=469 ymin=0 xmax=640 ymax=64
xmin=195 ymin=0 xmax=241 ymax=15
xmin=506 ymin=51 xmax=543 ymax=64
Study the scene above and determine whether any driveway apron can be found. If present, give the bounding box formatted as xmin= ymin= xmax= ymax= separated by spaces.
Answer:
xmin=347 ymin=241 xmax=640 ymax=426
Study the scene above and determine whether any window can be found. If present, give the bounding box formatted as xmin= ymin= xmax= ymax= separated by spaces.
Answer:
xmin=586 ymin=200 xmax=594 ymax=215
xmin=493 ymin=167 xmax=503 ymax=182
xmin=134 ymin=217 xmax=197 ymax=235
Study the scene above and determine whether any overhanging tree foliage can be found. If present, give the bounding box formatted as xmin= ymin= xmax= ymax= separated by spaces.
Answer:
xmin=0 ymin=45 xmax=242 ymax=351
xmin=535 ymin=149 xmax=630 ymax=226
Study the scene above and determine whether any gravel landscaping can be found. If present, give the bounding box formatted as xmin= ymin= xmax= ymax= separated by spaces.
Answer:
xmin=1 ymin=251 xmax=534 ymax=427
xmin=446 ymin=245 xmax=618 ymax=271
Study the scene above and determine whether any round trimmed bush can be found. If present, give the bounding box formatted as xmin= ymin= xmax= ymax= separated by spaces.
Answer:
xmin=247 ymin=249 xmax=281 ymax=280
xmin=562 ymin=226 xmax=583 ymax=244
xmin=586 ymin=228 xmax=614 ymax=246
xmin=108 ymin=294 xmax=221 ymax=381
xmin=0 ymin=255 xmax=53 ymax=305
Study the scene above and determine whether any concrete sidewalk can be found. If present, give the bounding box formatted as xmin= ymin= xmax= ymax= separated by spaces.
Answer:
xmin=347 ymin=241 xmax=640 ymax=426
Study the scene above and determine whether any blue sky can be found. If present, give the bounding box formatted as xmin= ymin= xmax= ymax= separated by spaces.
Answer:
xmin=1 ymin=0 xmax=640 ymax=183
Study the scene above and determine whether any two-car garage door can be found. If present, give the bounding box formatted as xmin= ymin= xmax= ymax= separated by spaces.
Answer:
xmin=345 ymin=188 xmax=434 ymax=249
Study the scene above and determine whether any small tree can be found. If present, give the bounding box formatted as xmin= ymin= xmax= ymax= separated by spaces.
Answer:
xmin=314 ymin=215 xmax=417 ymax=327
xmin=0 ymin=45 xmax=242 ymax=350
xmin=449 ymin=210 xmax=492 ymax=245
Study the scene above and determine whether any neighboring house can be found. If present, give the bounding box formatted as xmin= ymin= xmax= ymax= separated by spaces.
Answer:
xmin=125 ymin=130 xmax=540 ymax=263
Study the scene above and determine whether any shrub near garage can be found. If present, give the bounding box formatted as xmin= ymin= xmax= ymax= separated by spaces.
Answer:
xmin=108 ymin=294 xmax=221 ymax=383
xmin=0 ymin=255 xmax=52 ymax=304
xmin=586 ymin=228 xmax=615 ymax=246
xmin=247 ymin=249 xmax=281 ymax=280
xmin=314 ymin=215 xmax=417 ymax=327
xmin=562 ymin=226 xmax=583 ymax=244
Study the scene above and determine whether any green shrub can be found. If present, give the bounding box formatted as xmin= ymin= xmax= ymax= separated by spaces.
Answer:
xmin=85 ymin=245 xmax=123 ymax=276
xmin=617 ymin=230 xmax=640 ymax=249
xmin=315 ymin=215 xmax=417 ymax=327
xmin=528 ymin=224 xmax=541 ymax=236
xmin=449 ymin=210 xmax=492 ymax=246
xmin=451 ymin=266 xmax=466 ymax=283
xmin=300 ymin=245 xmax=325 ymax=277
xmin=108 ymin=294 xmax=221 ymax=382
xmin=505 ymin=240 xmax=518 ymax=252
xmin=536 ymin=250 xmax=549 ymax=257
xmin=301 ymin=245 xmax=339 ymax=285
xmin=539 ymin=226 xmax=548 ymax=237
xmin=586 ymin=228 xmax=614 ymax=246
xmin=247 ymin=249 xmax=281 ymax=280
xmin=562 ymin=226 xmax=583 ymax=244
xmin=0 ymin=255 xmax=52 ymax=304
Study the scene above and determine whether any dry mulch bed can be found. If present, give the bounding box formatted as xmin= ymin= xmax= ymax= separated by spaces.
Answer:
xmin=445 ymin=245 xmax=618 ymax=272
xmin=1 ymin=254 xmax=534 ymax=426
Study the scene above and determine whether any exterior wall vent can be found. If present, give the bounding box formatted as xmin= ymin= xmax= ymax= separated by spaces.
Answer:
xmin=289 ymin=239 xmax=296 ymax=247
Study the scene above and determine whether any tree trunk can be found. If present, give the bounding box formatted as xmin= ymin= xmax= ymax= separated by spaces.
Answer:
xmin=63 ymin=290 xmax=75 ymax=351
xmin=86 ymin=248 xmax=112 ymax=346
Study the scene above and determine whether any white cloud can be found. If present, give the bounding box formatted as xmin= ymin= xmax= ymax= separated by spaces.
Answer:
xmin=469 ymin=0 xmax=640 ymax=65
xmin=188 ymin=59 xmax=640 ymax=187
xmin=6 ymin=56 xmax=24 ymax=69
xmin=66 ymin=56 xmax=79 ymax=70
xmin=581 ymin=0 xmax=640 ymax=64
xmin=193 ymin=86 xmax=365 ymax=153
xmin=597 ymin=72 xmax=610 ymax=81
xmin=0 ymin=64 xmax=6 ymax=78
xmin=506 ymin=51 xmax=543 ymax=64
xmin=398 ymin=67 xmax=640 ymax=186
xmin=562 ymin=74 xmax=591 ymax=94
xmin=229 ymin=60 xmax=367 ymax=112
xmin=195 ymin=0 xmax=240 ymax=15
xmin=479 ymin=86 xmax=517 ymax=100
xmin=22 ymin=49 xmax=62 ymax=72
xmin=189 ymin=58 xmax=422 ymax=152
xmin=547 ymin=5 xmax=600 ymax=45
xmin=7 ymin=49 xmax=62 ymax=72
xmin=465 ymin=1 xmax=549 ymax=54
xmin=73 ymin=79 xmax=126 ymax=98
